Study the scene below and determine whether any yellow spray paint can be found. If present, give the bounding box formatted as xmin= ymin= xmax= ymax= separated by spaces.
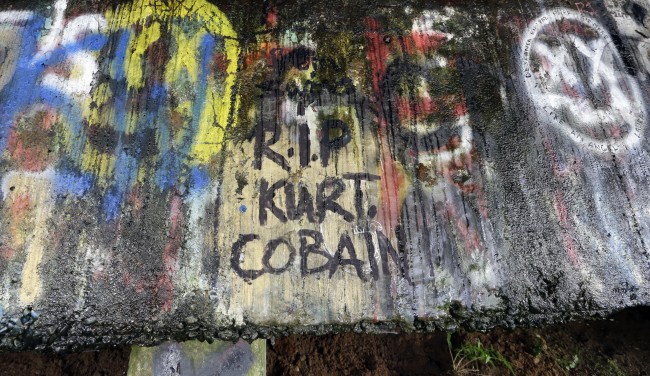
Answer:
xmin=15 ymin=0 xmax=240 ymax=306
xmin=17 ymin=174 xmax=54 ymax=305
xmin=2 ymin=171 xmax=56 ymax=306
xmin=82 ymin=0 xmax=239 ymax=182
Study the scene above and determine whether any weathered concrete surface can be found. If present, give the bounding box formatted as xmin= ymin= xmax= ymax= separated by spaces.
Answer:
xmin=0 ymin=0 xmax=648 ymax=351
xmin=127 ymin=340 xmax=265 ymax=376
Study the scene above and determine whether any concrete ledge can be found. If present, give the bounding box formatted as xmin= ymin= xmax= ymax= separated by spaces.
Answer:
xmin=0 ymin=0 xmax=648 ymax=351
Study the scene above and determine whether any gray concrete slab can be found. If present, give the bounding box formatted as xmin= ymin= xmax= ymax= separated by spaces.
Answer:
xmin=0 ymin=0 xmax=648 ymax=351
xmin=127 ymin=340 xmax=265 ymax=376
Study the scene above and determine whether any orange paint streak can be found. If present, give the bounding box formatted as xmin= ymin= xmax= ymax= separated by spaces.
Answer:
xmin=7 ymin=133 xmax=49 ymax=172
xmin=365 ymin=18 xmax=405 ymax=236
xmin=0 ymin=246 xmax=15 ymax=260
xmin=377 ymin=122 xmax=405 ymax=237
xmin=410 ymin=31 xmax=447 ymax=53
xmin=6 ymin=108 xmax=56 ymax=172
xmin=446 ymin=203 xmax=483 ymax=256
xmin=553 ymin=192 xmax=579 ymax=266
xmin=365 ymin=18 xmax=462 ymax=238
xmin=396 ymin=96 xmax=439 ymax=123
xmin=455 ymin=102 xmax=468 ymax=117
xmin=364 ymin=18 xmax=390 ymax=95
xmin=10 ymin=193 xmax=33 ymax=220
xmin=266 ymin=6 xmax=278 ymax=28
xmin=542 ymin=136 xmax=580 ymax=267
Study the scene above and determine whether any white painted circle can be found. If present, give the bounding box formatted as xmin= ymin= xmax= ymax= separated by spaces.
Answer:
xmin=520 ymin=8 xmax=647 ymax=153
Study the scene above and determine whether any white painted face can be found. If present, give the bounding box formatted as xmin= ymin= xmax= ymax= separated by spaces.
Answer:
xmin=521 ymin=8 xmax=647 ymax=153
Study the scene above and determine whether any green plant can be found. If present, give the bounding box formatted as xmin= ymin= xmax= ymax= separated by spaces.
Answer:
xmin=447 ymin=333 xmax=515 ymax=375
xmin=605 ymin=358 xmax=626 ymax=376
xmin=558 ymin=354 xmax=580 ymax=371
xmin=530 ymin=334 xmax=546 ymax=357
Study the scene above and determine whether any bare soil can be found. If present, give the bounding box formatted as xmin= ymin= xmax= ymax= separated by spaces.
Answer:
xmin=0 ymin=346 xmax=130 ymax=375
xmin=267 ymin=307 xmax=650 ymax=375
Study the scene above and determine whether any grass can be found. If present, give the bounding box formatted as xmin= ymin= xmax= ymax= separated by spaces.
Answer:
xmin=447 ymin=333 xmax=515 ymax=375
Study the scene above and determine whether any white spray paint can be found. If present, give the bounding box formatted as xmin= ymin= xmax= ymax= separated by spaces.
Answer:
xmin=0 ymin=0 xmax=106 ymax=97
xmin=520 ymin=8 xmax=647 ymax=153
xmin=36 ymin=0 xmax=107 ymax=97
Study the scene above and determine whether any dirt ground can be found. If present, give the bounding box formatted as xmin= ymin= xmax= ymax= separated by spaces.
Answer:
xmin=267 ymin=307 xmax=650 ymax=375
xmin=0 ymin=307 xmax=647 ymax=375
xmin=0 ymin=346 xmax=130 ymax=375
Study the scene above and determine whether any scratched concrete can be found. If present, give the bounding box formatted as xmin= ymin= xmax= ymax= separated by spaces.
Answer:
xmin=0 ymin=0 xmax=648 ymax=351
xmin=127 ymin=339 xmax=266 ymax=376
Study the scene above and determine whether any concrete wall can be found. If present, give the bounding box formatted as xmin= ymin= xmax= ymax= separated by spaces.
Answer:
xmin=127 ymin=339 xmax=266 ymax=376
xmin=0 ymin=0 xmax=648 ymax=350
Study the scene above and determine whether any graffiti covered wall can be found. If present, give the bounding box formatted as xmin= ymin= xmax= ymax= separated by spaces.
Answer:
xmin=0 ymin=0 xmax=649 ymax=350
